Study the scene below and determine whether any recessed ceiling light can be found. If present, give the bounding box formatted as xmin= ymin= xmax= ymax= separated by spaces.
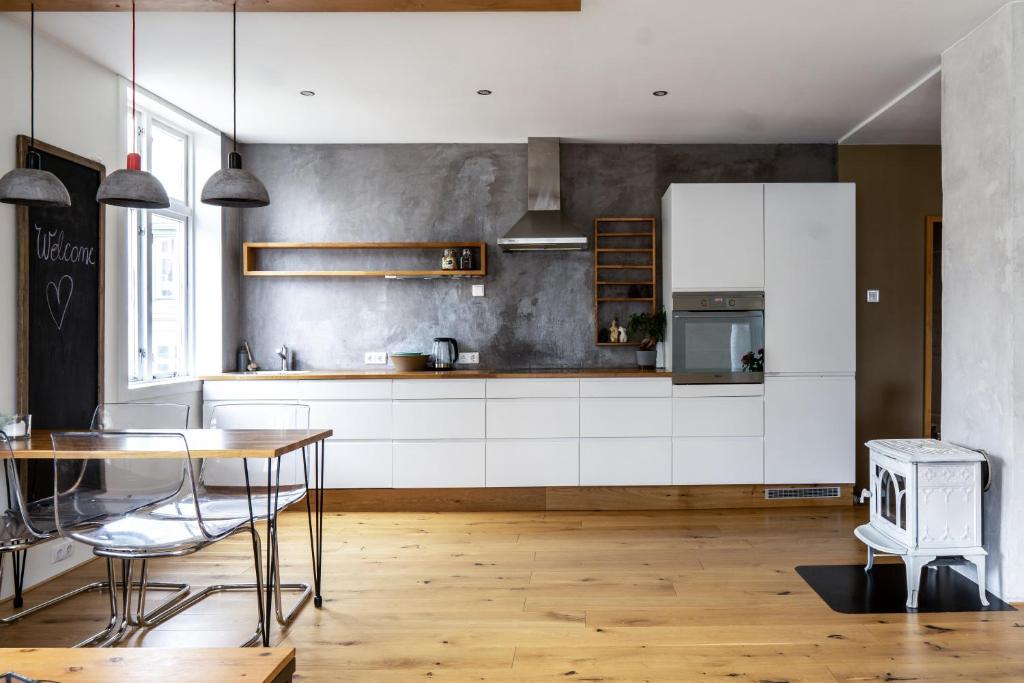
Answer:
xmin=477 ymin=89 xmax=493 ymax=96
xmin=653 ymin=90 xmax=668 ymax=97
xmin=300 ymin=90 xmax=316 ymax=97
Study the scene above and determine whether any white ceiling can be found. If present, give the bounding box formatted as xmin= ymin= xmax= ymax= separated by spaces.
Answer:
xmin=842 ymin=70 xmax=941 ymax=145
xmin=4 ymin=0 xmax=1007 ymax=144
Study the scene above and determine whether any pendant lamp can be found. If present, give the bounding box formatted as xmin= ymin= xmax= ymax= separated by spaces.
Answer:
xmin=201 ymin=2 xmax=269 ymax=208
xmin=0 ymin=4 xmax=71 ymax=208
xmin=96 ymin=1 xmax=169 ymax=210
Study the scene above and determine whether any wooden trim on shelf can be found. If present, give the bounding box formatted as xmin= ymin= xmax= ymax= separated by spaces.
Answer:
xmin=0 ymin=1 xmax=581 ymax=11
xmin=301 ymin=485 xmax=856 ymax=512
xmin=243 ymin=241 xmax=487 ymax=278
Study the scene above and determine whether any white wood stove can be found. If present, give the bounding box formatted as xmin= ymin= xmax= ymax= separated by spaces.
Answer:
xmin=856 ymin=439 xmax=988 ymax=609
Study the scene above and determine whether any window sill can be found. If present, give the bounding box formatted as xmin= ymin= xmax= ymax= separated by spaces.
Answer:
xmin=125 ymin=376 xmax=202 ymax=401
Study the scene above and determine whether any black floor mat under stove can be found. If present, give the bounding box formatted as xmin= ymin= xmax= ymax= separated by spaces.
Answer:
xmin=796 ymin=564 xmax=1015 ymax=614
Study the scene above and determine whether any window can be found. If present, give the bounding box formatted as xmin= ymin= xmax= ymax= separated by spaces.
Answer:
xmin=127 ymin=108 xmax=194 ymax=383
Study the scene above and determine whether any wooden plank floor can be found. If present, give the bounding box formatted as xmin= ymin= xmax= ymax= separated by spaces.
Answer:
xmin=3 ymin=506 xmax=1023 ymax=681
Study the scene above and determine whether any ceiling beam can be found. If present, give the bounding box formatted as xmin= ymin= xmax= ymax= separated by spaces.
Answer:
xmin=0 ymin=0 xmax=580 ymax=10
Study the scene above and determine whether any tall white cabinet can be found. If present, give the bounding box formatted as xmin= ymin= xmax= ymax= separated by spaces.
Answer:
xmin=662 ymin=182 xmax=856 ymax=486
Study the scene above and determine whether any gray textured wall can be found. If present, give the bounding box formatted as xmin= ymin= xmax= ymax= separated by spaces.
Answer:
xmin=236 ymin=142 xmax=835 ymax=370
xmin=942 ymin=4 xmax=1023 ymax=600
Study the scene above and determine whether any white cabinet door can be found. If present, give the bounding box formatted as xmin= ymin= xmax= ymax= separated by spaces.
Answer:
xmin=579 ymin=378 xmax=671 ymax=398
xmin=673 ymin=437 xmax=763 ymax=484
xmin=580 ymin=398 xmax=672 ymax=438
xmin=764 ymin=376 xmax=855 ymax=484
xmin=486 ymin=379 xmax=579 ymax=399
xmin=580 ymin=437 xmax=672 ymax=485
xmin=487 ymin=398 xmax=579 ymax=439
xmin=393 ymin=379 xmax=485 ymax=400
xmin=296 ymin=380 xmax=391 ymax=400
xmin=665 ymin=184 xmax=764 ymax=291
xmin=764 ymin=183 xmax=856 ymax=374
xmin=322 ymin=441 xmax=393 ymax=488
xmin=672 ymin=396 xmax=763 ymax=437
xmin=308 ymin=401 xmax=392 ymax=440
xmin=393 ymin=441 xmax=486 ymax=488
xmin=203 ymin=380 xmax=300 ymax=401
xmin=486 ymin=439 xmax=579 ymax=487
xmin=392 ymin=400 xmax=485 ymax=440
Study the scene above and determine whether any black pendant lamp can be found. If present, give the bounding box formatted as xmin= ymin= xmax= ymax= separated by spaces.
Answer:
xmin=201 ymin=2 xmax=269 ymax=208
xmin=0 ymin=4 xmax=71 ymax=208
xmin=96 ymin=1 xmax=169 ymax=210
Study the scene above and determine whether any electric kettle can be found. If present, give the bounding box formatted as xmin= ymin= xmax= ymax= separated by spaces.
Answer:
xmin=432 ymin=337 xmax=459 ymax=370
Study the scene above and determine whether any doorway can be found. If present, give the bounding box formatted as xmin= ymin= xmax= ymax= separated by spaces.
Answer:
xmin=924 ymin=216 xmax=942 ymax=439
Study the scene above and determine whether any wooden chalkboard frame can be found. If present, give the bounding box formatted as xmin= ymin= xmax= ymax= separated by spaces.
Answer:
xmin=15 ymin=135 xmax=106 ymax=417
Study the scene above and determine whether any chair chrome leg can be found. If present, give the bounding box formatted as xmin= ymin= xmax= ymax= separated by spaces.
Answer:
xmin=269 ymin=514 xmax=311 ymax=626
xmin=75 ymin=559 xmax=120 ymax=648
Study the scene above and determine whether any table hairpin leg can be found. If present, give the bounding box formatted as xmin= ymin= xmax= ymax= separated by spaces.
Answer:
xmin=302 ymin=440 xmax=325 ymax=609
xmin=243 ymin=457 xmax=269 ymax=647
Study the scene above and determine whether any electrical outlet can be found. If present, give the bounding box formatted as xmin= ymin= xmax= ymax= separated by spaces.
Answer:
xmin=471 ymin=284 xmax=485 ymax=297
xmin=50 ymin=540 xmax=74 ymax=564
xmin=866 ymin=289 xmax=880 ymax=303
xmin=364 ymin=351 xmax=387 ymax=365
xmin=458 ymin=352 xmax=480 ymax=365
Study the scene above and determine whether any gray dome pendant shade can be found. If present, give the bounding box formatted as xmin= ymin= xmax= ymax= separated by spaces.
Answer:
xmin=96 ymin=151 xmax=170 ymax=209
xmin=96 ymin=1 xmax=170 ymax=211
xmin=201 ymin=3 xmax=270 ymax=209
xmin=0 ymin=4 xmax=71 ymax=208
xmin=201 ymin=151 xmax=269 ymax=208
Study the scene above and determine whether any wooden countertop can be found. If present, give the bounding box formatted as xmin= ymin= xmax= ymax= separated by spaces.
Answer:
xmin=201 ymin=368 xmax=671 ymax=380
xmin=0 ymin=647 xmax=296 ymax=682
xmin=9 ymin=428 xmax=333 ymax=460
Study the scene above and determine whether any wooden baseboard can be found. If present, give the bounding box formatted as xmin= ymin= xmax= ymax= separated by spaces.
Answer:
xmin=303 ymin=485 xmax=855 ymax=512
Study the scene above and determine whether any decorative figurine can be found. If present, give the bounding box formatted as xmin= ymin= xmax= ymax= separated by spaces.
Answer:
xmin=609 ymin=318 xmax=621 ymax=343
xmin=459 ymin=248 xmax=473 ymax=270
xmin=441 ymin=248 xmax=457 ymax=270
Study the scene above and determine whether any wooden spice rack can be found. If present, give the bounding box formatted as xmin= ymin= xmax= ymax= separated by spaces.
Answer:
xmin=243 ymin=241 xmax=487 ymax=278
xmin=593 ymin=217 xmax=657 ymax=347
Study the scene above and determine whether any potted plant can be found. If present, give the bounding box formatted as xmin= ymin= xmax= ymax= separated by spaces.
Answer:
xmin=627 ymin=308 xmax=666 ymax=369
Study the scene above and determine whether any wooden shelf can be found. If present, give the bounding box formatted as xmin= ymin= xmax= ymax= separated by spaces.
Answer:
xmin=243 ymin=241 xmax=487 ymax=278
xmin=593 ymin=217 xmax=657 ymax=347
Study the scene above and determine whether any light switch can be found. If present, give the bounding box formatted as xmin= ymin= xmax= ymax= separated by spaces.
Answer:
xmin=471 ymin=284 xmax=485 ymax=297
xmin=866 ymin=289 xmax=880 ymax=303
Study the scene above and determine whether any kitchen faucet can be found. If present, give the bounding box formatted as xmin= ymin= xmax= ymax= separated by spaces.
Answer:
xmin=276 ymin=345 xmax=291 ymax=371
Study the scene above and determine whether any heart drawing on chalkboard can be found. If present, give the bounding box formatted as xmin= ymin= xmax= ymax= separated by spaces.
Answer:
xmin=46 ymin=274 xmax=74 ymax=331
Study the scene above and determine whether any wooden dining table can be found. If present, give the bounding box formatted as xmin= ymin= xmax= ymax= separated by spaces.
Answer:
xmin=7 ymin=428 xmax=333 ymax=647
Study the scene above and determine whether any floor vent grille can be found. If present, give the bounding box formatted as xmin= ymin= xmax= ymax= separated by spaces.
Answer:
xmin=765 ymin=487 xmax=841 ymax=500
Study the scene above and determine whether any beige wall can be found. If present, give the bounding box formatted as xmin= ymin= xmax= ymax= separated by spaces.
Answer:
xmin=838 ymin=145 xmax=942 ymax=490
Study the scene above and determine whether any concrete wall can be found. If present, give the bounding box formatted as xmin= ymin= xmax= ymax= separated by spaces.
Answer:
xmin=237 ymin=143 xmax=835 ymax=370
xmin=942 ymin=3 xmax=1024 ymax=600
xmin=839 ymin=146 xmax=943 ymax=491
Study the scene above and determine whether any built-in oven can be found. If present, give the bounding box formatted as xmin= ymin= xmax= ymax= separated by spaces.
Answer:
xmin=671 ymin=291 xmax=765 ymax=385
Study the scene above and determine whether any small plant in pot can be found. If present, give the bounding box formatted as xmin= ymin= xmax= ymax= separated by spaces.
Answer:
xmin=627 ymin=308 xmax=666 ymax=369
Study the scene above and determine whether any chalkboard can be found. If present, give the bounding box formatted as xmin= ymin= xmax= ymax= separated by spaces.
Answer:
xmin=16 ymin=136 xmax=106 ymax=431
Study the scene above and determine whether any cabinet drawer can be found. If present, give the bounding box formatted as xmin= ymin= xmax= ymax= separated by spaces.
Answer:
xmin=392 ymin=400 xmax=485 ymax=440
xmin=393 ymin=379 xmax=485 ymax=400
xmin=393 ymin=441 xmax=485 ymax=488
xmin=580 ymin=437 xmax=672 ymax=485
xmin=486 ymin=378 xmax=579 ymax=399
xmin=486 ymin=439 xmax=579 ymax=487
xmin=580 ymin=398 xmax=672 ymax=437
xmin=322 ymin=441 xmax=392 ymax=488
xmin=672 ymin=384 xmax=763 ymax=398
xmin=580 ymin=378 xmax=672 ymax=398
xmin=673 ymin=396 xmax=763 ymax=436
xmin=673 ymin=437 xmax=763 ymax=484
xmin=308 ymin=401 xmax=391 ymax=440
xmin=203 ymin=380 xmax=299 ymax=401
xmin=296 ymin=380 xmax=391 ymax=400
xmin=486 ymin=398 xmax=579 ymax=439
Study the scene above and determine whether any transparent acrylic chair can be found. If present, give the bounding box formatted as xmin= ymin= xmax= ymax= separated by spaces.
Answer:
xmin=49 ymin=431 xmax=265 ymax=647
xmin=88 ymin=402 xmax=193 ymax=622
xmin=186 ymin=403 xmax=312 ymax=627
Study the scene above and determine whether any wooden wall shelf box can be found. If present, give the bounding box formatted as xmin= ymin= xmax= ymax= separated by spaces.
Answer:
xmin=593 ymin=217 xmax=657 ymax=347
xmin=243 ymin=241 xmax=487 ymax=279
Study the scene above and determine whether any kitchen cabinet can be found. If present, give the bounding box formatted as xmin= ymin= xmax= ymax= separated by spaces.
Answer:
xmin=579 ymin=377 xmax=671 ymax=398
xmin=486 ymin=439 xmax=579 ymax=487
xmin=322 ymin=441 xmax=393 ymax=488
xmin=393 ymin=379 xmax=485 ymax=400
xmin=673 ymin=437 xmax=763 ymax=485
xmin=662 ymin=183 xmax=765 ymax=292
xmin=580 ymin=398 xmax=672 ymax=438
xmin=486 ymin=398 xmax=579 ymax=439
xmin=764 ymin=375 xmax=855 ymax=484
xmin=393 ymin=440 xmax=486 ymax=488
xmin=308 ymin=401 xmax=391 ymax=441
xmin=392 ymin=400 xmax=486 ymax=440
xmin=763 ymin=183 xmax=856 ymax=374
xmin=672 ymin=396 xmax=763 ymax=437
xmin=580 ymin=437 xmax=672 ymax=485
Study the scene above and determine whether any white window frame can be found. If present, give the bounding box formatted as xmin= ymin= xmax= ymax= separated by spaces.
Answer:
xmin=127 ymin=109 xmax=197 ymax=384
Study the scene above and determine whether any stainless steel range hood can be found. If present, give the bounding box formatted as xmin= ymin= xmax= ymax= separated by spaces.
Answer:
xmin=498 ymin=137 xmax=588 ymax=252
